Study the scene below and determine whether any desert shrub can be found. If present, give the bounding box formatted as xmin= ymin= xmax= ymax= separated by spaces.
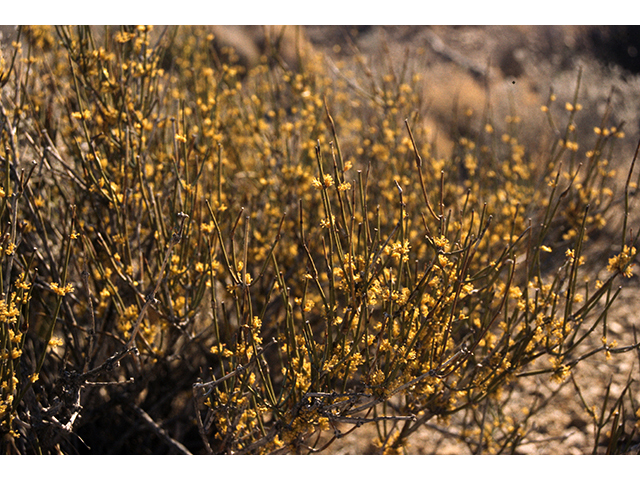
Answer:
xmin=0 ymin=25 xmax=639 ymax=454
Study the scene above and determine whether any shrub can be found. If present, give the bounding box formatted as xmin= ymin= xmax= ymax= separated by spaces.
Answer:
xmin=0 ymin=25 xmax=639 ymax=454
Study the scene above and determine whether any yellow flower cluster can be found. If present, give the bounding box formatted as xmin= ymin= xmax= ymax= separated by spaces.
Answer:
xmin=607 ymin=245 xmax=636 ymax=278
xmin=49 ymin=282 xmax=74 ymax=297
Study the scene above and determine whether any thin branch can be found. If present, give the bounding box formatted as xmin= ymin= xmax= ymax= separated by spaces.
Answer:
xmin=130 ymin=403 xmax=192 ymax=455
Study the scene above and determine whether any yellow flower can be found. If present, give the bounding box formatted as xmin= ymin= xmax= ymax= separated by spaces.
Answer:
xmin=303 ymin=300 xmax=315 ymax=312
xmin=607 ymin=245 xmax=636 ymax=278
xmin=15 ymin=274 xmax=30 ymax=290
xmin=71 ymin=110 xmax=91 ymax=120
xmin=312 ymin=174 xmax=334 ymax=190
xmin=115 ymin=31 xmax=135 ymax=43
xmin=565 ymin=141 xmax=579 ymax=151
xmin=551 ymin=365 xmax=570 ymax=383
xmin=201 ymin=221 xmax=215 ymax=234
xmin=320 ymin=215 xmax=335 ymax=229
xmin=50 ymin=282 xmax=74 ymax=296
xmin=433 ymin=236 xmax=449 ymax=250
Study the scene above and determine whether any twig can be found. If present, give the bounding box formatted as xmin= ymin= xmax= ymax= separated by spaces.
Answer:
xmin=130 ymin=403 xmax=192 ymax=455
xmin=125 ymin=212 xmax=188 ymax=349
xmin=77 ymin=346 xmax=138 ymax=382
xmin=193 ymin=396 xmax=213 ymax=454
xmin=193 ymin=338 xmax=277 ymax=395
xmin=297 ymin=391 xmax=415 ymax=429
